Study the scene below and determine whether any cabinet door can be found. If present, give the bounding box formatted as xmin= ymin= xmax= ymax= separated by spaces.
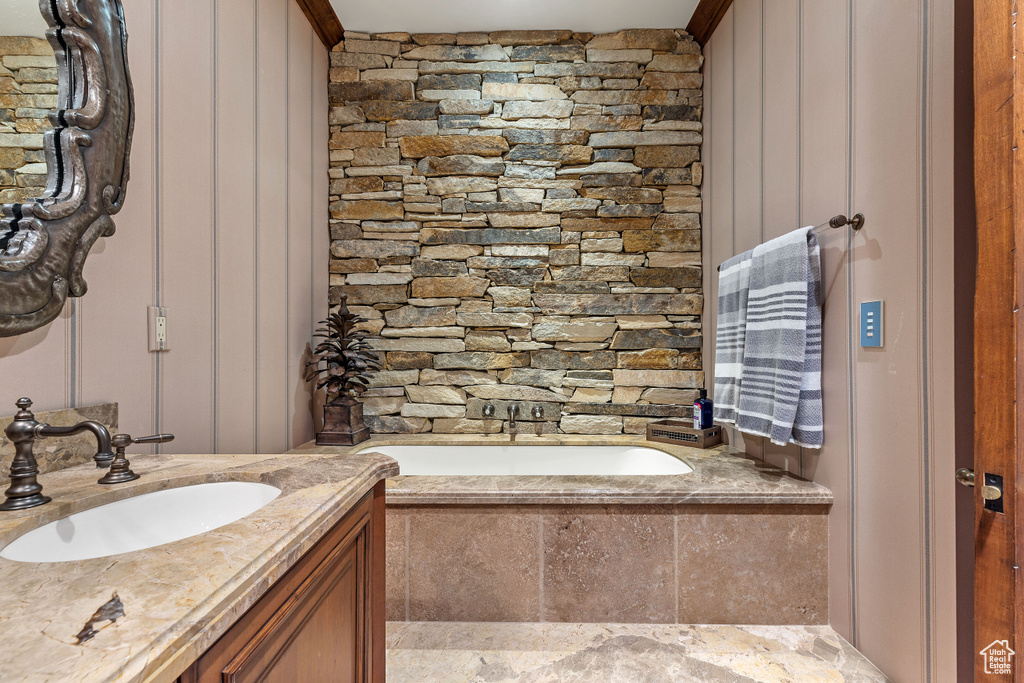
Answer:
xmin=183 ymin=483 xmax=384 ymax=683
xmin=221 ymin=534 xmax=363 ymax=682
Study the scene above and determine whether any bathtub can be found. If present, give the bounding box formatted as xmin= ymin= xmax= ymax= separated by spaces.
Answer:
xmin=366 ymin=444 xmax=693 ymax=476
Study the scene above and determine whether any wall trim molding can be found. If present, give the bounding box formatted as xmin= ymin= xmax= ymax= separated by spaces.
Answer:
xmin=294 ymin=0 xmax=343 ymax=49
xmin=687 ymin=0 xmax=735 ymax=45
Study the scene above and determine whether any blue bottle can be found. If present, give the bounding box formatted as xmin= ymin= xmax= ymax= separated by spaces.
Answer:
xmin=693 ymin=389 xmax=713 ymax=430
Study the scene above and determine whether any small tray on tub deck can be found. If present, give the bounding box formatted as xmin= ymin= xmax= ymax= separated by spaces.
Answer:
xmin=646 ymin=420 xmax=722 ymax=449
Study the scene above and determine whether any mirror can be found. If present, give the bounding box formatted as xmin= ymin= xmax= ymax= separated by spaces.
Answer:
xmin=0 ymin=0 xmax=134 ymax=337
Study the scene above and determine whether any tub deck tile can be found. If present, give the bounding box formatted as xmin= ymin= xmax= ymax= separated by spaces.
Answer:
xmin=291 ymin=434 xmax=834 ymax=506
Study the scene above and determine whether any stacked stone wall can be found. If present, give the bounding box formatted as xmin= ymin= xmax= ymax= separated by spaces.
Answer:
xmin=328 ymin=28 xmax=705 ymax=435
xmin=0 ymin=37 xmax=56 ymax=204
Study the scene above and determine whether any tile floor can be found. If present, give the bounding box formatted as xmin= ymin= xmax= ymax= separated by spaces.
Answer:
xmin=386 ymin=621 xmax=891 ymax=682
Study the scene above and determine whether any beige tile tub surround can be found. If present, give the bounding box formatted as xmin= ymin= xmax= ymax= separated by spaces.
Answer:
xmin=296 ymin=434 xmax=831 ymax=625
xmin=0 ymin=402 xmax=118 ymax=480
xmin=0 ymin=449 xmax=397 ymax=683
xmin=389 ymin=502 xmax=828 ymax=625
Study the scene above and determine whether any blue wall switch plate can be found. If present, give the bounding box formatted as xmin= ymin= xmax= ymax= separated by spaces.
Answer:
xmin=860 ymin=301 xmax=883 ymax=347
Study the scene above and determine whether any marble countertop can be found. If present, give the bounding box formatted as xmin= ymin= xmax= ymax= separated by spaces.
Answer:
xmin=0 ymin=449 xmax=398 ymax=683
xmin=291 ymin=434 xmax=832 ymax=506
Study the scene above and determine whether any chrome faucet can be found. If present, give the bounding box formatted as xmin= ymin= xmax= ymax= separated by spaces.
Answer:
xmin=1 ymin=397 xmax=172 ymax=511
xmin=507 ymin=403 xmax=520 ymax=442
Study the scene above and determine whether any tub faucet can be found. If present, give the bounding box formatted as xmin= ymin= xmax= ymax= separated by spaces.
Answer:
xmin=507 ymin=404 xmax=519 ymax=442
xmin=1 ymin=397 xmax=117 ymax=511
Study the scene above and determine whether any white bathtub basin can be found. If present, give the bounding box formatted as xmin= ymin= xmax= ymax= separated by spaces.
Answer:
xmin=364 ymin=444 xmax=692 ymax=476
xmin=0 ymin=481 xmax=281 ymax=563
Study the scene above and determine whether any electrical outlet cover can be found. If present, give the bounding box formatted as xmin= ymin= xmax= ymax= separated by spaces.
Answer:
xmin=148 ymin=306 xmax=169 ymax=352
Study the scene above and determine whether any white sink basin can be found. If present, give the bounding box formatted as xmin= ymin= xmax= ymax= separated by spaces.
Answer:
xmin=0 ymin=481 xmax=281 ymax=563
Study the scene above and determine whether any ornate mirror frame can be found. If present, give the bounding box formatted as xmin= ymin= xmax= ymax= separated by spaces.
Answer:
xmin=0 ymin=0 xmax=134 ymax=337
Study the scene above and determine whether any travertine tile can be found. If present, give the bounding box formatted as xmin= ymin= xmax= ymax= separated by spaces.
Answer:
xmin=407 ymin=506 xmax=541 ymax=621
xmin=541 ymin=504 xmax=675 ymax=622
xmin=386 ymin=506 xmax=409 ymax=621
xmin=676 ymin=504 xmax=829 ymax=624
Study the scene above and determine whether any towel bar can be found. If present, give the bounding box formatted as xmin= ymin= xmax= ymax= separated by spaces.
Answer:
xmin=716 ymin=214 xmax=864 ymax=271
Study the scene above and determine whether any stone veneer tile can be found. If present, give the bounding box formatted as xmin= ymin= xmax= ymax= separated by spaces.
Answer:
xmin=406 ymin=506 xmax=541 ymax=621
xmin=330 ymin=29 xmax=705 ymax=437
xmin=675 ymin=504 xmax=829 ymax=625
xmin=541 ymin=504 xmax=675 ymax=623
xmin=0 ymin=37 xmax=56 ymax=204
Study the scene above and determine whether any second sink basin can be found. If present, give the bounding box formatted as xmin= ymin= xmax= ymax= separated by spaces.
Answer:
xmin=0 ymin=481 xmax=281 ymax=563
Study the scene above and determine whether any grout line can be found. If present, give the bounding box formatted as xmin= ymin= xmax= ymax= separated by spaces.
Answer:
xmin=404 ymin=514 xmax=411 ymax=621
xmin=538 ymin=510 xmax=545 ymax=622
xmin=673 ymin=509 xmax=679 ymax=622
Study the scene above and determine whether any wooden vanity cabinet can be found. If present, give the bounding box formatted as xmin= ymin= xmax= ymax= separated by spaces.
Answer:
xmin=179 ymin=480 xmax=385 ymax=683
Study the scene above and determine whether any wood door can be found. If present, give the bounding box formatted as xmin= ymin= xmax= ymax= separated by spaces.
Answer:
xmin=973 ymin=0 xmax=1022 ymax=679
xmin=182 ymin=481 xmax=386 ymax=683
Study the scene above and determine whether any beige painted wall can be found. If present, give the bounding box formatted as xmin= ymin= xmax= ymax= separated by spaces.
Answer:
xmin=0 ymin=0 xmax=330 ymax=455
xmin=702 ymin=1 xmax=959 ymax=681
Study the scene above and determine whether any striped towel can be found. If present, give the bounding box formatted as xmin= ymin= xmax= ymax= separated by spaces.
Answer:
xmin=735 ymin=227 xmax=823 ymax=448
xmin=712 ymin=250 xmax=754 ymax=425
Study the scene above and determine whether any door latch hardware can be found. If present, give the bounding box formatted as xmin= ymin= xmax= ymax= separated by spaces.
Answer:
xmin=984 ymin=473 xmax=1005 ymax=513
xmin=956 ymin=468 xmax=1005 ymax=513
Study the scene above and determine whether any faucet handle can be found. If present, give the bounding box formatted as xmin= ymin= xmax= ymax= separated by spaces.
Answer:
xmin=531 ymin=406 xmax=544 ymax=419
xmin=131 ymin=434 xmax=175 ymax=445
xmin=482 ymin=404 xmax=495 ymax=418
xmin=110 ymin=433 xmax=174 ymax=448
xmin=98 ymin=432 xmax=172 ymax=486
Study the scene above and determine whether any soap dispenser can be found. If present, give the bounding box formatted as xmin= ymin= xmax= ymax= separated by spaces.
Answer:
xmin=693 ymin=389 xmax=713 ymax=430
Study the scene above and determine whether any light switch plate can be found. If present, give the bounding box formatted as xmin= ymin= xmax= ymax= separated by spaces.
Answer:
xmin=148 ymin=306 xmax=169 ymax=352
xmin=860 ymin=301 xmax=883 ymax=348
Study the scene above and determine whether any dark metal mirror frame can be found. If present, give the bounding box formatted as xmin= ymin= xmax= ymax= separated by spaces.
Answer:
xmin=0 ymin=0 xmax=134 ymax=337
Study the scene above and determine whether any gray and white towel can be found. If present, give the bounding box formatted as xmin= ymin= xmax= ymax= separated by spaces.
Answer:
xmin=714 ymin=227 xmax=823 ymax=448
xmin=712 ymin=250 xmax=754 ymax=425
